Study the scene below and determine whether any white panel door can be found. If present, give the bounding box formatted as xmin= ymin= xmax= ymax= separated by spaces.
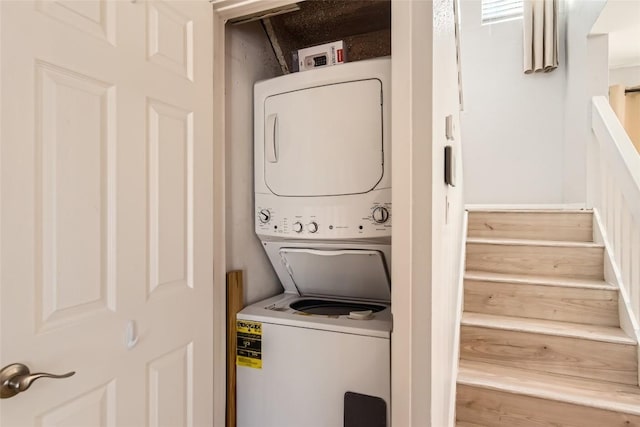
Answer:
xmin=0 ymin=1 xmax=214 ymax=426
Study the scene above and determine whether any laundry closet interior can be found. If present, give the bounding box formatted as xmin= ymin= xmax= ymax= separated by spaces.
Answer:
xmin=225 ymin=0 xmax=392 ymax=305
xmin=224 ymin=1 xmax=393 ymax=426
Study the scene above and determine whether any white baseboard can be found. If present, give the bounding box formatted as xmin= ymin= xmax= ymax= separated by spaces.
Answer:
xmin=465 ymin=203 xmax=588 ymax=211
xmin=447 ymin=210 xmax=468 ymax=427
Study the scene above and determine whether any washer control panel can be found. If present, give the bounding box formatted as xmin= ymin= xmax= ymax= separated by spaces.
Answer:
xmin=255 ymin=191 xmax=391 ymax=239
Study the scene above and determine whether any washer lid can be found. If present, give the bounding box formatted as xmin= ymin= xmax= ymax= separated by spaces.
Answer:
xmin=279 ymin=248 xmax=390 ymax=302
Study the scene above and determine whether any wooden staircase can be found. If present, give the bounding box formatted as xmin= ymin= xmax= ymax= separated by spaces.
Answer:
xmin=456 ymin=210 xmax=640 ymax=427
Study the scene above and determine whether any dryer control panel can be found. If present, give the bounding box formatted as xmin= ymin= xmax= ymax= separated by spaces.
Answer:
xmin=255 ymin=190 xmax=391 ymax=240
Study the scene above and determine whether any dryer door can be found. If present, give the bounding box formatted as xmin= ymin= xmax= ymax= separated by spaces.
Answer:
xmin=263 ymin=79 xmax=383 ymax=196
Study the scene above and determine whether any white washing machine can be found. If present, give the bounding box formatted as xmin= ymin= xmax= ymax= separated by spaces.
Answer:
xmin=235 ymin=247 xmax=391 ymax=427
xmin=237 ymin=57 xmax=392 ymax=427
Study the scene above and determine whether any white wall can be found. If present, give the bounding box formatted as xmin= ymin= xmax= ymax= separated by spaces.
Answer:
xmin=431 ymin=0 xmax=466 ymax=424
xmin=225 ymin=22 xmax=283 ymax=305
xmin=392 ymin=0 xmax=466 ymax=425
xmin=563 ymin=0 xmax=608 ymax=205
xmin=459 ymin=0 xmax=566 ymax=204
xmin=459 ymin=0 xmax=610 ymax=205
xmin=610 ymin=65 xmax=640 ymax=86
xmin=591 ymin=0 xmax=640 ymax=70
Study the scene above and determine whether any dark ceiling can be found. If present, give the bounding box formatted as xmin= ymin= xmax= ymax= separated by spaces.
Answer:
xmin=262 ymin=0 xmax=391 ymax=73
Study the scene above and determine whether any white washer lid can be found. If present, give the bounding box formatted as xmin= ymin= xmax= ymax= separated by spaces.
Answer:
xmin=279 ymin=248 xmax=390 ymax=302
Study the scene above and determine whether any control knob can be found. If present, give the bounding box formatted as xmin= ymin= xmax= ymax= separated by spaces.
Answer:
xmin=293 ymin=222 xmax=303 ymax=233
xmin=307 ymin=222 xmax=318 ymax=233
xmin=258 ymin=209 xmax=271 ymax=224
xmin=372 ymin=206 xmax=390 ymax=224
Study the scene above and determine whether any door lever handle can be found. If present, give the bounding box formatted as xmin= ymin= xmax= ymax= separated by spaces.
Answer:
xmin=0 ymin=363 xmax=75 ymax=399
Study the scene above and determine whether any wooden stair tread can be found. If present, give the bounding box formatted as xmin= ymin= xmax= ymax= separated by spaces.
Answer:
xmin=458 ymin=360 xmax=640 ymax=416
xmin=461 ymin=313 xmax=636 ymax=345
xmin=465 ymin=271 xmax=616 ymax=290
xmin=467 ymin=237 xmax=604 ymax=248
xmin=456 ymin=422 xmax=487 ymax=427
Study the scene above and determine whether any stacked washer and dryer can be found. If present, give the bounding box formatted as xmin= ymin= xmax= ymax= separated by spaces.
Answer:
xmin=236 ymin=57 xmax=392 ymax=427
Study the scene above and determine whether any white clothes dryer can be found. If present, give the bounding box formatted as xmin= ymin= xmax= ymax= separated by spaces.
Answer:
xmin=253 ymin=57 xmax=391 ymax=243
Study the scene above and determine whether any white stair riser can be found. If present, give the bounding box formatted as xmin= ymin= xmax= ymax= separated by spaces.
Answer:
xmin=460 ymin=326 xmax=638 ymax=385
xmin=464 ymin=280 xmax=619 ymax=326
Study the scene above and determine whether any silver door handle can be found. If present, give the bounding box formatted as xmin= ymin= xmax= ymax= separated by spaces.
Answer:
xmin=0 ymin=363 xmax=75 ymax=399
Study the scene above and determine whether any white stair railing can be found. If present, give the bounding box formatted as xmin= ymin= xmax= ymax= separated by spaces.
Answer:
xmin=591 ymin=96 xmax=640 ymax=331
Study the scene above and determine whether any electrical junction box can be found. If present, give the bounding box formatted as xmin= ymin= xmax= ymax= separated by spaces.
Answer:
xmin=294 ymin=41 xmax=345 ymax=72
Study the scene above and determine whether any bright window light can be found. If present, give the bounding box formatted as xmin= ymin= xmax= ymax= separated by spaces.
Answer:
xmin=481 ymin=0 xmax=524 ymax=25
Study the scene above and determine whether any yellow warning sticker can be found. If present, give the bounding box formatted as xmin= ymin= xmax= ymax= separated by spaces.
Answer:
xmin=236 ymin=320 xmax=262 ymax=369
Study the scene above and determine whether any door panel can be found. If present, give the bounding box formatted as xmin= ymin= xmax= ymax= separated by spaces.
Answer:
xmin=147 ymin=0 xmax=194 ymax=81
xmin=0 ymin=1 xmax=213 ymax=426
xmin=36 ymin=61 xmax=117 ymax=331
xmin=37 ymin=381 xmax=117 ymax=427
xmin=148 ymin=99 xmax=194 ymax=293
xmin=147 ymin=343 xmax=193 ymax=427
xmin=36 ymin=0 xmax=116 ymax=46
